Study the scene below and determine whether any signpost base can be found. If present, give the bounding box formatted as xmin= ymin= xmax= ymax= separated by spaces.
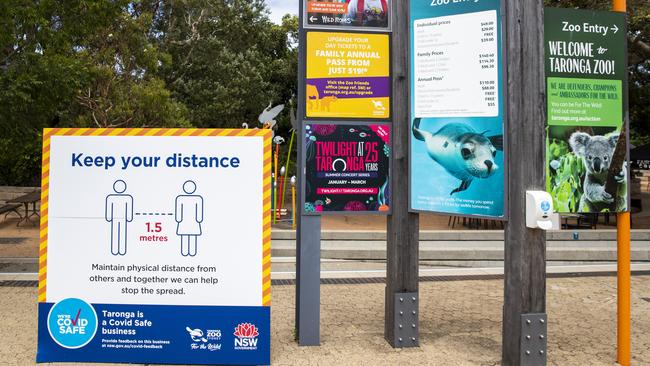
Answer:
xmin=296 ymin=214 xmax=321 ymax=346
xmin=520 ymin=313 xmax=548 ymax=366
xmin=391 ymin=293 xmax=419 ymax=348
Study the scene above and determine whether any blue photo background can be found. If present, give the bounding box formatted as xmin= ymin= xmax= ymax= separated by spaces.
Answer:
xmin=411 ymin=118 xmax=505 ymax=217
xmin=409 ymin=0 xmax=505 ymax=218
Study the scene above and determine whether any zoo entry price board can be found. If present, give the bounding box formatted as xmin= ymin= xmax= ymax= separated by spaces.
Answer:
xmin=409 ymin=0 xmax=506 ymax=219
xmin=413 ymin=7 xmax=498 ymax=117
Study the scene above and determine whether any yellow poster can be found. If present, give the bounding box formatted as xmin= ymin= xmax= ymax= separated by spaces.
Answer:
xmin=306 ymin=32 xmax=390 ymax=119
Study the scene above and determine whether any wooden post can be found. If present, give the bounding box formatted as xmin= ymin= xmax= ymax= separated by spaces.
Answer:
xmin=385 ymin=0 xmax=420 ymax=348
xmin=613 ymin=0 xmax=631 ymax=364
xmin=502 ymin=1 xmax=547 ymax=364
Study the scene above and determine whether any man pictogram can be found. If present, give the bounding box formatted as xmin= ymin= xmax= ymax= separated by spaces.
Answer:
xmin=105 ymin=180 xmax=133 ymax=256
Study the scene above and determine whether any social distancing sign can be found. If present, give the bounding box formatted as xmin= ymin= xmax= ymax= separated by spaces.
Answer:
xmin=37 ymin=128 xmax=271 ymax=365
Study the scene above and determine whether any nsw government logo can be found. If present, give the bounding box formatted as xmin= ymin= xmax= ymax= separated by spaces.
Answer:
xmin=47 ymin=298 xmax=98 ymax=349
xmin=233 ymin=323 xmax=259 ymax=350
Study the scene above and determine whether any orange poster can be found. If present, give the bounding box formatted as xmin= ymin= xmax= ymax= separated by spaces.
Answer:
xmin=305 ymin=0 xmax=391 ymax=30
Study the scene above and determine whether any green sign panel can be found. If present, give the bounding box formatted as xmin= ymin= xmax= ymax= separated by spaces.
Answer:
xmin=544 ymin=8 xmax=628 ymax=213
xmin=547 ymin=77 xmax=622 ymax=126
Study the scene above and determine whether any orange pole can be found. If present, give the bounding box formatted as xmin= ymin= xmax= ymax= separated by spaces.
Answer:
xmin=618 ymin=212 xmax=631 ymax=366
xmin=613 ymin=1 xmax=630 ymax=365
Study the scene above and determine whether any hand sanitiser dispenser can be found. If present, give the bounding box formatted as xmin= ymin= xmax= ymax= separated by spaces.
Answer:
xmin=526 ymin=191 xmax=559 ymax=230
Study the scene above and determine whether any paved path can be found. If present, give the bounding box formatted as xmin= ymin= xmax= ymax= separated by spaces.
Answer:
xmin=1 ymin=276 xmax=648 ymax=365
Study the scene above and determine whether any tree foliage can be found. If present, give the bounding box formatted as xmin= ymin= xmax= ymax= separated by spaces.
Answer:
xmin=0 ymin=1 xmax=647 ymax=186
xmin=0 ymin=1 xmax=191 ymax=185
xmin=0 ymin=1 xmax=297 ymax=185
xmin=156 ymin=0 xmax=297 ymax=129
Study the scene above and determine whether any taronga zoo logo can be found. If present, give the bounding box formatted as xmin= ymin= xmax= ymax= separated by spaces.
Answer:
xmin=186 ymin=327 xmax=222 ymax=351
xmin=47 ymin=298 xmax=98 ymax=349
xmin=233 ymin=323 xmax=259 ymax=350
xmin=186 ymin=327 xmax=208 ymax=343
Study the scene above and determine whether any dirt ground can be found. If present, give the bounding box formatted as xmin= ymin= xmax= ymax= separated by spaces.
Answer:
xmin=1 ymin=275 xmax=648 ymax=365
xmin=0 ymin=217 xmax=40 ymax=258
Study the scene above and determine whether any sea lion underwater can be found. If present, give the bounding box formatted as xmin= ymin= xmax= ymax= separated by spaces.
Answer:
xmin=412 ymin=118 xmax=503 ymax=196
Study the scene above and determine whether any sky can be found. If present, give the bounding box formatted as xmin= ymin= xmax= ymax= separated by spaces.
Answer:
xmin=266 ymin=0 xmax=298 ymax=24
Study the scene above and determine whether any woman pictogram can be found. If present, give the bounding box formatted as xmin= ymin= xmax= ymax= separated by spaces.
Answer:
xmin=175 ymin=180 xmax=204 ymax=257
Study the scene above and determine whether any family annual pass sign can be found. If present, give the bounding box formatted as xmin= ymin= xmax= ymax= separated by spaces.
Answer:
xmin=306 ymin=32 xmax=391 ymax=119
xmin=36 ymin=129 xmax=271 ymax=365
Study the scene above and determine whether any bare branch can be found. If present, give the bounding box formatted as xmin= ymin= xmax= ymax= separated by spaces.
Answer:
xmin=629 ymin=35 xmax=650 ymax=62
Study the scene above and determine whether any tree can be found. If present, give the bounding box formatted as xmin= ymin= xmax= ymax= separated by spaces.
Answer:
xmin=157 ymin=0 xmax=297 ymax=130
xmin=627 ymin=2 xmax=650 ymax=145
xmin=0 ymin=1 xmax=189 ymax=185
xmin=0 ymin=1 xmax=645 ymax=186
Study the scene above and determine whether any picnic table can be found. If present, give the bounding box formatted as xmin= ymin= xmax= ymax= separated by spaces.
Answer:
xmin=8 ymin=191 xmax=41 ymax=226
xmin=0 ymin=203 xmax=21 ymax=221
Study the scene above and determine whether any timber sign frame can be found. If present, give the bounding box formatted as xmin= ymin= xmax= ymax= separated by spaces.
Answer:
xmin=295 ymin=1 xmax=631 ymax=366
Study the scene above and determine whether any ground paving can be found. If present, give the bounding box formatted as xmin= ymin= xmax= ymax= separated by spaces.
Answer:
xmin=1 ymin=276 xmax=648 ymax=365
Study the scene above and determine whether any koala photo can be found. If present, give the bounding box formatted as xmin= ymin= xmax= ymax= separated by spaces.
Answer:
xmin=569 ymin=131 xmax=627 ymax=212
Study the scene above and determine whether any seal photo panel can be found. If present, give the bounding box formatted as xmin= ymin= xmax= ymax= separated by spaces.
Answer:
xmin=408 ymin=0 xmax=509 ymax=221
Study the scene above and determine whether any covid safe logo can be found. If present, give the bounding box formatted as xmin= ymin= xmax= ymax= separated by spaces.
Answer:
xmin=233 ymin=323 xmax=259 ymax=350
xmin=47 ymin=298 xmax=98 ymax=349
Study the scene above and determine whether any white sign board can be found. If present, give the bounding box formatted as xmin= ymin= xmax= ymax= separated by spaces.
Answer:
xmin=37 ymin=128 xmax=271 ymax=365
xmin=414 ymin=10 xmax=499 ymax=118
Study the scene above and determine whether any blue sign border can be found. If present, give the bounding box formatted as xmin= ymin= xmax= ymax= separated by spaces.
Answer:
xmin=37 ymin=302 xmax=270 ymax=365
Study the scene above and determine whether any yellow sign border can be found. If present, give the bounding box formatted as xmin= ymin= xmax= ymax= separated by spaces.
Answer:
xmin=38 ymin=128 xmax=272 ymax=307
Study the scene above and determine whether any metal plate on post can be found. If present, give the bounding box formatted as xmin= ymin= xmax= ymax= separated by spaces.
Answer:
xmin=393 ymin=293 xmax=418 ymax=348
xmin=520 ymin=313 xmax=548 ymax=366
